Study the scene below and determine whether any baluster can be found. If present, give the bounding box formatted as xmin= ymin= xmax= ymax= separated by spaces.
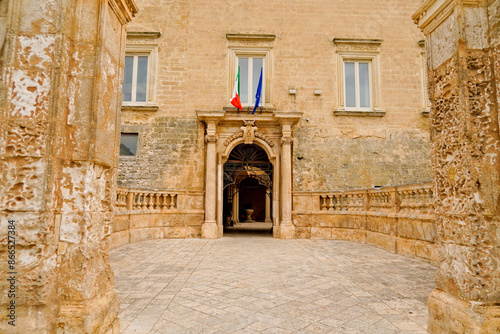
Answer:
xmin=133 ymin=193 xmax=140 ymax=210
xmin=154 ymin=193 xmax=161 ymax=210
xmin=147 ymin=193 xmax=154 ymax=210
xmin=170 ymin=194 xmax=177 ymax=209
xmin=116 ymin=191 xmax=122 ymax=209
xmin=161 ymin=194 xmax=168 ymax=210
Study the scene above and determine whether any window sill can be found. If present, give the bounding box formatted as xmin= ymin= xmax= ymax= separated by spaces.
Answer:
xmin=223 ymin=106 xmax=276 ymax=113
xmin=122 ymin=104 xmax=159 ymax=112
xmin=334 ymin=109 xmax=385 ymax=117
xmin=119 ymin=155 xmax=137 ymax=160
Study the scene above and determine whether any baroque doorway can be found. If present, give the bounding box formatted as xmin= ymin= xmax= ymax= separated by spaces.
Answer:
xmin=196 ymin=110 xmax=302 ymax=239
xmin=223 ymin=144 xmax=273 ymax=232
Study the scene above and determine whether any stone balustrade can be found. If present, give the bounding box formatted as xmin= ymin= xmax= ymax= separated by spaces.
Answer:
xmin=115 ymin=187 xmax=178 ymax=211
xmin=294 ymin=182 xmax=437 ymax=264
xmin=319 ymin=183 xmax=433 ymax=213
xmin=111 ymin=187 xmax=204 ymax=249
xmin=112 ymin=183 xmax=437 ymax=264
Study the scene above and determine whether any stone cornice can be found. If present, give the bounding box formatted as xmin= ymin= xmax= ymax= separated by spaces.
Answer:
xmin=333 ymin=38 xmax=383 ymax=46
xmin=226 ymin=33 xmax=276 ymax=42
xmin=127 ymin=31 xmax=161 ymax=39
xmin=109 ymin=0 xmax=138 ymax=24
xmin=412 ymin=0 xmax=485 ymax=35
xmin=196 ymin=110 xmax=302 ymax=126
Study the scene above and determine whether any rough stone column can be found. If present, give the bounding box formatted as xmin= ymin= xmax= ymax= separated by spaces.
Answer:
xmin=280 ymin=122 xmax=295 ymax=239
xmin=413 ymin=1 xmax=500 ymax=333
xmin=202 ymin=120 xmax=219 ymax=238
xmin=0 ymin=0 xmax=137 ymax=332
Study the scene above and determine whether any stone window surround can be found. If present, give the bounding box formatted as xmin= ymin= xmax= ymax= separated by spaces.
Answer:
xmin=333 ymin=38 xmax=385 ymax=117
xmin=227 ymin=34 xmax=275 ymax=110
xmin=122 ymin=32 xmax=160 ymax=111
xmin=119 ymin=124 xmax=143 ymax=160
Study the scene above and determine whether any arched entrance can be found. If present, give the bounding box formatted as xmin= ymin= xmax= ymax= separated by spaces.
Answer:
xmin=197 ymin=111 xmax=302 ymax=239
xmin=223 ymin=144 xmax=273 ymax=233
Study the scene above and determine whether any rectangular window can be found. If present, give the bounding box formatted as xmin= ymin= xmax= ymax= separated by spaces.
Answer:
xmin=120 ymin=133 xmax=138 ymax=156
xmin=123 ymin=54 xmax=149 ymax=103
xmin=344 ymin=61 xmax=371 ymax=110
xmin=333 ymin=38 xmax=382 ymax=116
xmin=237 ymin=56 xmax=264 ymax=106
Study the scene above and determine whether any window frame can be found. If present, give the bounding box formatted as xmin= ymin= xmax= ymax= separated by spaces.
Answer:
xmin=342 ymin=59 xmax=373 ymax=111
xmin=122 ymin=44 xmax=158 ymax=107
xmin=119 ymin=132 xmax=140 ymax=158
xmin=228 ymin=46 xmax=272 ymax=109
xmin=236 ymin=55 xmax=266 ymax=107
xmin=334 ymin=38 xmax=383 ymax=116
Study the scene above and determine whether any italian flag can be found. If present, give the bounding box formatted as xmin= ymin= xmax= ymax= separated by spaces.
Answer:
xmin=230 ymin=67 xmax=243 ymax=110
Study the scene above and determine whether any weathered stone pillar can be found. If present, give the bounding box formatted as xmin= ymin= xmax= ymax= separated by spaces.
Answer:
xmin=265 ymin=188 xmax=272 ymax=223
xmin=279 ymin=122 xmax=295 ymax=239
xmin=413 ymin=1 xmax=500 ymax=333
xmin=0 ymin=0 xmax=137 ymax=332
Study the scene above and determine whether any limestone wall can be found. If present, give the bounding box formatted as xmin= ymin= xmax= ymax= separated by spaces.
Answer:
xmin=119 ymin=0 xmax=432 ymax=192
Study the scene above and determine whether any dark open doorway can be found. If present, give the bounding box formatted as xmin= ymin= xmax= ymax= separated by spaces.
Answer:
xmin=223 ymin=143 xmax=273 ymax=236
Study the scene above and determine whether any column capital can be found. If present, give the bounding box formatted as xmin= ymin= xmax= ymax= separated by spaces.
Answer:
xmin=281 ymin=136 xmax=293 ymax=145
xmin=205 ymin=133 xmax=218 ymax=143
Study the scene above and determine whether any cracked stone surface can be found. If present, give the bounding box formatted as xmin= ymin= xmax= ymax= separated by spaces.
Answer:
xmin=110 ymin=237 xmax=435 ymax=333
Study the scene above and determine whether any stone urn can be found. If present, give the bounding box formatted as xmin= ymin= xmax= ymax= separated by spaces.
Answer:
xmin=244 ymin=209 xmax=254 ymax=222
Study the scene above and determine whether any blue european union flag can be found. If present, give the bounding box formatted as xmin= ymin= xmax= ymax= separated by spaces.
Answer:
xmin=251 ymin=68 xmax=263 ymax=115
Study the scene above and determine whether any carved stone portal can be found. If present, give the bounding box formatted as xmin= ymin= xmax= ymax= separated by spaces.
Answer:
xmin=197 ymin=110 xmax=302 ymax=239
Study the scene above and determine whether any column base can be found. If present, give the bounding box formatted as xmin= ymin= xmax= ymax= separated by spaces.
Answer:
xmin=202 ymin=221 xmax=218 ymax=239
xmin=57 ymin=289 xmax=120 ymax=334
xmin=279 ymin=224 xmax=295 ymax=239
xmin=428 ymin=289 xmax=500 ymax=334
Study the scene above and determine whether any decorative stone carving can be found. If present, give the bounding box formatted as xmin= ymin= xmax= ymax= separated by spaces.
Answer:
xmin=205 ymin=133 xmax=218 ymax=143
xmin=254 ymin=131 xmax=274 ymax=147
xmin=281 ymin=136 xmax=293 ymax=145
xmin=224 ymin=131 xmax=243 ymax=146
xmin=241 ymin=120 xmax=258 ymax=144
xmin=223 ymin=121 xmax=274 ymax=147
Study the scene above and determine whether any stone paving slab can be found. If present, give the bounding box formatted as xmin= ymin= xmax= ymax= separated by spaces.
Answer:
xmin=110 ymin=238 xmax=435 ymax=333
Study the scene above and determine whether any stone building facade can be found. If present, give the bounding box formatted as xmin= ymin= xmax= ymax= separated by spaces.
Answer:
xmin=117 ymin=0 xmax=433 ymax=240
xmin=1 ymin=0 xmax=498 ymax=332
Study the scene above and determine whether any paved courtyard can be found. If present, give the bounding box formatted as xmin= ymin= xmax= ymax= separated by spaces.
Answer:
xmin=110 ymin=235 xmax=436 ymax=334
